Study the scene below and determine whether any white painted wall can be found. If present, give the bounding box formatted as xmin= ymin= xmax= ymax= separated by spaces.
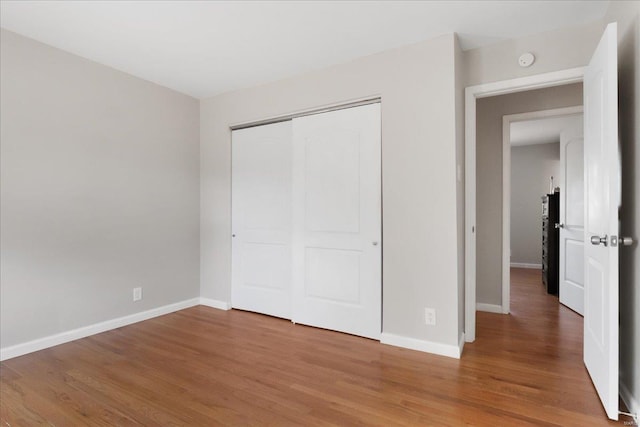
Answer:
xmin=200 ymin=35 xmax=462 ymax=350
xmin=510 ymin=142 xmax=560 ymax=266
xmin=464 ymin=21 xmax=604 ymax=87
xmin=0 ymin=29 xmax=201 ymax=349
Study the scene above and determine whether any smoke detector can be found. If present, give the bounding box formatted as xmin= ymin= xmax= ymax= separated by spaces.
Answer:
xmin=518 ymin=52 xmax=535 ymax=68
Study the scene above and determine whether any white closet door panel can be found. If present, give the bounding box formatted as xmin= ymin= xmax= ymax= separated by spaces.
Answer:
xmin=232 ymin=121 xmax=292 ymax=319
xmin=292 ymin=103 xmax=381 ymax=340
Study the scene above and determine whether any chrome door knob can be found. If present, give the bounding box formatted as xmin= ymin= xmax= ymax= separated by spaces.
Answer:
xmin=590 ymin=235 xmax=608 ymax=246
xmin=555 ymin=223 xmax=564 ymax=229
xmin=620 ymin=237 xmax=635 ymax=246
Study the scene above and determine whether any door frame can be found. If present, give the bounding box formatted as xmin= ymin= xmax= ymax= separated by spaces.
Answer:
xmin=501 ymin=106 xmax=584 ymax=315
xmin=465 ymin=67 xmax=584 ymax=342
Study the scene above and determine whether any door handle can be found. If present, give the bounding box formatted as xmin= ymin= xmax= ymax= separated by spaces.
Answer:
xmin=590 ymin=235 xmax=608 ymax=246
xmin=372 ymin=241 xmax=379 ymax=246
xmin=555 ymin=223 xmax=564 ymax=229
xmin=620 ymin=237 xmax=635 ymax=246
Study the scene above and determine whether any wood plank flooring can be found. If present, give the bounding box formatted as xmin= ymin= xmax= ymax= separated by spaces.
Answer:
xmin=0 ymin=268 xmax=625 ymax=426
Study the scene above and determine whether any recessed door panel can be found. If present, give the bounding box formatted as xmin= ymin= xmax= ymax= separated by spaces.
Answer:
xmin=565 ymin=139 xmax=584 ymax=227
xmin=305 ymin=129 xmax=360 ymax=233
xmin=564 ymin=239 xmax=584 ymax=286
xmin=305 ymin=247 xmax=361 ymax=304
xmin=242 ymin=242 xmax=288 ymax=290
xmin=586 ymin=258 xmax=605 ymax=349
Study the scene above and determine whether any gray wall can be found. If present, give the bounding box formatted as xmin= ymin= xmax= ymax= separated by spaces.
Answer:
xmin=0 ymin=30 xmax=201 ymax=349
xmin=475 ymin=84 xmax=582 ymax=306
xmin=604 ymin=0 xmax=640 ymax=415
xmin=464 ymin=21 xmax=604 ymax=87
xmin=510 ymin=142 xmax=560 ymax=265
xmin=201 ymin=35 xmax=464 ymax=348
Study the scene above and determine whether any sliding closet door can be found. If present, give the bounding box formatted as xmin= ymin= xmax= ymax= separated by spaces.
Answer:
xmin=231 ymin=121 xmax=292 ymax=319
xmin=292 ymin=103 xmax=381 ymax=340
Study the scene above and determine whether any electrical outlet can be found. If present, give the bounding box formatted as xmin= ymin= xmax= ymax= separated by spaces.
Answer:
xmin=425 ymin=308 xmax=436 ymax=326
xmin=133 ymin=287 xmax=142 ymax=302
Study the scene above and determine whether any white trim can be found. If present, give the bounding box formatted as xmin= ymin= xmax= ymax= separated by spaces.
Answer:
xmin=502 ymin=105 xmax=583 ymax=317
xmin=464 ymin=67 xmax=585 ymax=343
xmin=510 ymin=262 xmax=543 ymax=269
xmin=476 ymin=303 xmax=503 ymax=314
xmin=620 ymin=381 xmax=639 ymax=422
xmin=0 ymin=298 xmax=200 ymax=361
xmin=505 ymin=106 xmax=583 ymax=125
xmin=199 ymin=297 xmax=231 ymax=310
xmin=381 ymin=332 xmax=463 ymax=359
xmin=502 ymin=115 xmax=511 ymax=315
xmin=464 ymin=84 xmax=477 ymax=343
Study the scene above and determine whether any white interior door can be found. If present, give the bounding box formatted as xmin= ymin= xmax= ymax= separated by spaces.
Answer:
xmin=232 ymin=121 xmax=293 ymax=319
xmin=583 ymin=22 xmax=619 ymax=421
xmin=559 ymin=124 xmax=585 ymax=315
xmin=292 ymin=103 xmax=381 ymax=340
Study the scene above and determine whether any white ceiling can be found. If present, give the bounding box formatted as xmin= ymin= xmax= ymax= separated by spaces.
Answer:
xmin=0 ymin=1 xmax=609 ymax=99
xmin=511 ymin=115 xmax=583 ymax=146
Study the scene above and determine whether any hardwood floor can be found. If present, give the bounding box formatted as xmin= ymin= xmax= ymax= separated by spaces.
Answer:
xmin=1 ymin=268 xmax=624 ymax=426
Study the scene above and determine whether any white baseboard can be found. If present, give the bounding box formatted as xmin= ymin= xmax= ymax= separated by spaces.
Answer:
xmin=458 ymin=332 xmax=465 ymax=356
xmin=0 ymin=298 xmax=200 ymax=361
xmin=510 ymin=262 xmax=542 ymax=269
xmin=476 ymin=303 xmax=503 ymax=314
xmin=380 ymin=332 xmax=463 ymax=359
xmin=620 ymin=380 xmax=639 ymax=422
xmin=199 ymin=297 xmax=231 ymax=310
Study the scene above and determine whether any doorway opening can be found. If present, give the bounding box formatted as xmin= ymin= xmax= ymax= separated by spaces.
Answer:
xmin=470 ymin=81 xmax=584 ymax=323
xmin=505 ymin=107 xmax=584 ymax=315
xmin=464 ymin=67 xmax=584 ymax=342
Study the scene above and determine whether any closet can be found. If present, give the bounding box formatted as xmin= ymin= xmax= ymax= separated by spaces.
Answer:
xmin=231 ymin=103 xmax=381 ymax=339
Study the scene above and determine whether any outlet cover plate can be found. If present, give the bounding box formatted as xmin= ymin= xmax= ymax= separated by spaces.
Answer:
xmin=133 ymin=287 xmax=142 ymax=302
xmin=425 ymin=308 xmax=436 ymax=326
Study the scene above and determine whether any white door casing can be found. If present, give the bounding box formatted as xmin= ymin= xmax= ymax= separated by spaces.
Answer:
xmin=583 ymin=22 xmax=619 ymax=421
xmin=559 ymin=125 xmax=585 ymax=316
xmin=292 ymin=103 xmax=382 ymax=340
xmin=231 ymin=121 xmax=293 ymax=319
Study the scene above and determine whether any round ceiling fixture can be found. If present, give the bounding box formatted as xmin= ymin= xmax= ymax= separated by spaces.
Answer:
xmin=518 ymin=52 xmax=535 ymax=68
